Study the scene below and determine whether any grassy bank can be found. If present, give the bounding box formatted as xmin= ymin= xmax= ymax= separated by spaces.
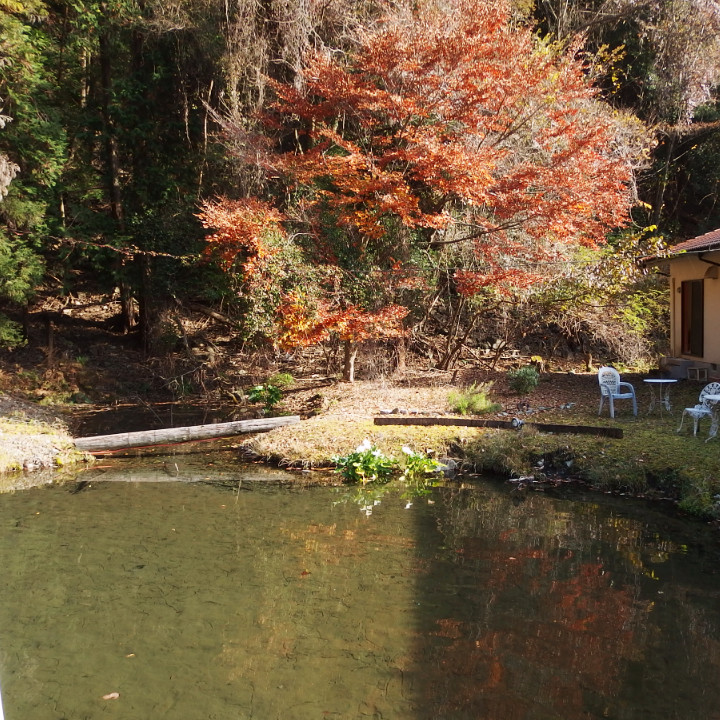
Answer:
xmin=2 ymin=365 xmax=719 ymax=521
xmin=0 ymin=391 xmax=90 ymax=486
xmin=244 ymin=375 xmax=720 ymax=521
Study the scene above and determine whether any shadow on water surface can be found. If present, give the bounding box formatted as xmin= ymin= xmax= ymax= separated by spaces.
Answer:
xmin=0 ymin=454 xmax=719 ymax=719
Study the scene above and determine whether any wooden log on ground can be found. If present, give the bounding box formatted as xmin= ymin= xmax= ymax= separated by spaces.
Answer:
xmin=373 ymin=416 xmax=623 ymax=438
xmin=75 ymin=415 xmax=301 ymax=453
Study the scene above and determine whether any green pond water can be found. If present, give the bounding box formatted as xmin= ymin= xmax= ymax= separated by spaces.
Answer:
xmin=1 ymin=456 xmax=720 ymax=720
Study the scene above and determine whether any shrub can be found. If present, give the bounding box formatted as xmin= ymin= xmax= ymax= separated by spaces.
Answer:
xmin=0 ymin=315 xmax=25 ymax=350
xmin=448 ymin=382 xmax=501 ymax=415
xmin=507 ymin=366 xmax=540 ymax=395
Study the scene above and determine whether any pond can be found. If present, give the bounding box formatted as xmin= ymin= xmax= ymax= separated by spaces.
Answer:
xmin=1 ymin=455 xmax=719 ymax=720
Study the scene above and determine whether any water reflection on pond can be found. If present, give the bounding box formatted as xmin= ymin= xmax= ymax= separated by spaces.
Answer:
xmin=0 ymin=459 xmax=719 ymax=720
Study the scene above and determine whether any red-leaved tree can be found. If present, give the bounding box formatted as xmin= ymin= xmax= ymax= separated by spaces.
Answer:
xmin=203 ymin=0 xmax=645 ymax=377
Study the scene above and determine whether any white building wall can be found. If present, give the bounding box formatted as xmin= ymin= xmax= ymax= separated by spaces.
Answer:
xmin=669 ymin=250 xmax=720 ymax=367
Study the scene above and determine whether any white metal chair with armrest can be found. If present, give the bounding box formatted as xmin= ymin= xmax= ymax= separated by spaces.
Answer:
xmin=598 ymin=366 xmax=637 ymax=418
xmin=677 ymin=382 xmax=720 ymax=437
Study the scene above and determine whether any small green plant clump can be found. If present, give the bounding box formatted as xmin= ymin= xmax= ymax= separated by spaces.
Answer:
xmin=507 ymin=366 xmax=540 ymax=395
xmin=247 ymin=373 xmax=294 ymax=413
xmin=448 ymin=382 xmax=501 ymax=415
xmin=248 ymin=383 xmax=283 ymax=410
xmin=400 ymin=445 xmax=443 ymax=480
xmin=333 ymin=439 xmax=397 ymax=484
xmin=268 ymin=372 xmax=294 ymax=389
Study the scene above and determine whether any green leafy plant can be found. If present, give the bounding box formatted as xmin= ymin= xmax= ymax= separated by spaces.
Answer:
xmin=448 ymin=382 xmax=501 ymax=415
xmin=248 ymin=383 xmax=284 ymax=412
xmin=333 ymin=439 xmax=397 ymax=485
xmin=400 ymin=446 xmax=443 ymax=480
xmin=507 ymin=366 xmax=540 ymax=395
xmin=399 ymin=446 xmax=444 ymax=506
xmin=335 ymin=445 xmax=443 ymax=514
xmin=268 ymin=372 xmax=294 ymax=389
xmin=247 ymin=373 xmax=294 ymax=413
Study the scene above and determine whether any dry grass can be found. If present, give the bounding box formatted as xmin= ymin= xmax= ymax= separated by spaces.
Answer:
xmin=246 ymin=415 xmax=482 ymax=469
xmin=0 ymin=393 xmax=89 ymax=481
xmin=244 ymin=368 xmax=595 ymax=468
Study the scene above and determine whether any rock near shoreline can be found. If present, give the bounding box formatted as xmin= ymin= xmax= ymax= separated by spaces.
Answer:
xmin=0 ymin=393 xmax=78 ymax=473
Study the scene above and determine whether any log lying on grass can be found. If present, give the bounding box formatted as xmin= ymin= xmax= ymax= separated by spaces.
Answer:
xmin=373 ymin=416 xmax=623 ymax=438
xmin=74 ymin=415 xmax=301 ymax=453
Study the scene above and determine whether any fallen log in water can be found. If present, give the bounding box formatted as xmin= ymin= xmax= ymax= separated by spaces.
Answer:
xmin=373 ymin=416 xmax=623 ymax=438
xmin=74 ymin=415 xmax=301 ymax=453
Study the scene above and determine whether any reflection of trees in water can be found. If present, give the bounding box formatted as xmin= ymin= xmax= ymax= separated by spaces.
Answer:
xmin=418 ymin=486 xmax=720 ymax=719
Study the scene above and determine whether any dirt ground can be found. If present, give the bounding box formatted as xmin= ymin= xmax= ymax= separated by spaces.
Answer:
xmin=0 ymin=292 xmax=631 ymax=477
xmin=0 ymin=346 xmax=604 ymax=438
xmin=0 ymin=292 xmax=609 ymax=435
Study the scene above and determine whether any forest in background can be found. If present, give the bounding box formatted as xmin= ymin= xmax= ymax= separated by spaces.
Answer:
xmin=2 ymin=0 xmax=720 ymax=385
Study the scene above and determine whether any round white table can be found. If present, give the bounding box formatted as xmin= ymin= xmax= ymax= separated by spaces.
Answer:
xmin=643 ymin=378 xmax=678 ymax=413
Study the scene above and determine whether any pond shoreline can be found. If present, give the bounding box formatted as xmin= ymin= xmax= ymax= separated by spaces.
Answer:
xmin=2 ymin=372 xmax=720 ymax=528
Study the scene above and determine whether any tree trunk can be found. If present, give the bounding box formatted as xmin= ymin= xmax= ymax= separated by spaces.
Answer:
xmin=651 ymin=128 xmax=678 ymax=228
xmin=99 ymin=28 xmax=124 ymax=232
xmin=393 ymin=334 xmax=407 ymax=377
xmin=138 ymin=254 xmax=152 ymax=357
xmin=437 ymin=312 xmax=479 ymax=371
xmin=437 ymin=296 xmax=466 ymax=370
xmin=99 ymin=21 xmax=136 ymax=335
xmin=44 ymin=316 xmax=55 ymax=368
xmin=343 ymin=339 xmax=358 ymax=382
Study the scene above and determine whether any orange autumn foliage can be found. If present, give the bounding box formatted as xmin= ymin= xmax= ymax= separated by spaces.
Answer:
xmin=276 ymin=293 xmax=408 ymax=351
xmin=264 ymin=0 xmax=637 ymax=295
xmin=197 ymin=198 xmax=283 ymax=278
xmin=201 ymin=0 xmax=643 ymax=351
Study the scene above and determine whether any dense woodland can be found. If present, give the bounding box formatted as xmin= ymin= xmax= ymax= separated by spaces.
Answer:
xmin=2 ymin=0 xmax=720 ymax=383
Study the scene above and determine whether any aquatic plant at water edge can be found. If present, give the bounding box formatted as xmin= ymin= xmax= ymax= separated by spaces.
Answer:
xmin=400 ymin=446 xmax=443 ymax=480
xmin=333 ymin=439 xmax=397 ymax=484
xmin=334 ymin=445 xmax=444 ymax=514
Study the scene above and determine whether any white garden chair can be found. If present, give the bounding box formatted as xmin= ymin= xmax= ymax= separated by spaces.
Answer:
xmin=598 ymin=366 xmax=637 ymax=418
xmin=677 ymin=382 xmax=720 ymax=437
